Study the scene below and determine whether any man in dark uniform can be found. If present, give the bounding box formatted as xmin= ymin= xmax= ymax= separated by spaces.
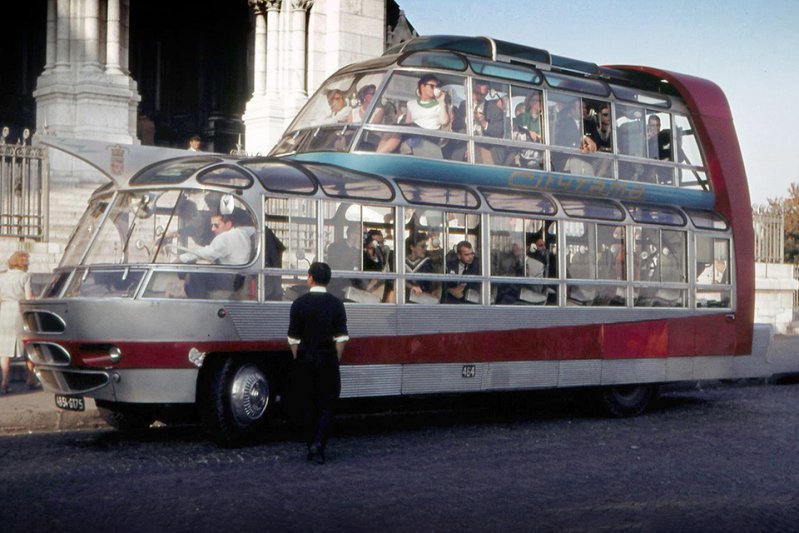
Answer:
xmin=287 ymin=262 xmax=349 ymax=464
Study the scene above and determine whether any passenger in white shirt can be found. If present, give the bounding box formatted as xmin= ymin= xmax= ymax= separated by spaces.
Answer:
xmin=177 ymin=213 xmax=255 ymax=299
xmin=179 ymin=213 xmax=254 ymax=265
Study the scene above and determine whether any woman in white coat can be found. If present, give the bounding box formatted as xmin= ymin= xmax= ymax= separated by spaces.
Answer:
xmin=0 ymin=251 xmax=36 ymax=393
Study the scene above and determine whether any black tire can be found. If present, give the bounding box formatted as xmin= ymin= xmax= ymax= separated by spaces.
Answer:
xmin=200 ymin=356 xmax=272 ymax=447
xmin=591 ymin=384 xmax=659 ymax=418
xmin=96 ymin=401 xmax=156 ymax=431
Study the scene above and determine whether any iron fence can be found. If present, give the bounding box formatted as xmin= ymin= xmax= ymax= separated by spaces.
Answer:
xmin=0 ymin=127 xmax=48 ymax=240
xmin=753 ymin=204 xmax=783 ymax=264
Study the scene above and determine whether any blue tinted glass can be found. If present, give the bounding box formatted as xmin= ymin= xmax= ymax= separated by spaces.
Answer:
xmin=470 ymin=59 xmax=541 ymax=84
xmin=398 ymin=180 xmax=479 ymax=209
xmin=559 ymin=196 xmax=624 ymax=221
xmin=399 ymin=51 xmax=468 ymax=71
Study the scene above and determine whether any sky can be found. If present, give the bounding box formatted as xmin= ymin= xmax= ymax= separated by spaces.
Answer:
xmin=397 ymin=0 xmax=798 ymax=205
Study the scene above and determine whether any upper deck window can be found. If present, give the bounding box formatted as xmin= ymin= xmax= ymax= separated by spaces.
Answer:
xmin=469 ymin=59 xmax=541 ymax=84
xmin=480 ymin=188 xmax=556 ymax=215
xmin=558 ymin=196 xmax=625 ymax=221
xmin=611 ymin=85 xmax=670 ymax=108
xmin=130 ymin=157 xmax=222 ymax=185
xmin=543 ymin=72 xmax=609 ymax=97
xmin=243 ymin=160 xmax=317 ymax=195
xmin=197 ymin=165 xmax=253 ymax=189
xmin=286 ymin=71 xmax=389 ymax=132
xmin=625 ymin=203 xmax=686 ymax=226
xmin=685 ymin=209 xmax=729 ymax=230
xmin=399 ymin=51 xmax=468 ymax=71
xmin=397 ymin=180 xmax=480 ymax=209
xmin=307 ymin=163 xmax=394 ymax=201
xmin=389 ymin=35 xmax=493 ymax=58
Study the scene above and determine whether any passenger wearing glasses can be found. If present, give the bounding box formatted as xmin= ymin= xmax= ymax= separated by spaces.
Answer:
xmin=394 ymin=74 xmax=450 ymax=159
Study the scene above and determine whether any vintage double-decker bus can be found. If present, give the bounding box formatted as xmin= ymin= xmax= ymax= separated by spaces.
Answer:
xmin=25 ymin=35 xmax=771 ymax=445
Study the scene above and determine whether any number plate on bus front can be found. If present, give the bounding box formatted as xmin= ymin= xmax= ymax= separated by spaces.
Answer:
xmin=55 ymin=394 xmax=85 ymax=412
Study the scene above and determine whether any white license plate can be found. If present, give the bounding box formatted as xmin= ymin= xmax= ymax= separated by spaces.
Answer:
xmin=55 ymin=394 xmax=85 ymax=412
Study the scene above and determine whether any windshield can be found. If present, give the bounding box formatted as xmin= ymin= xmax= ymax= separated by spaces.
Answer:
xmin=289 ymin=71 xmax=387 ymax=130
xmin=61 ymin=189 xmax=256 ymax=267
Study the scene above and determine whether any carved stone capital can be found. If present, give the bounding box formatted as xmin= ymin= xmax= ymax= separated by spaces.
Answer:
xmin=249 ymin=0 xmax=282 ymax=14
xmin=290 ymin=0 xmax=313 ymax=11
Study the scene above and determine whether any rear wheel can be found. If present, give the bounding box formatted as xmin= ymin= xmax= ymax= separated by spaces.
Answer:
xmin=589 ymin=384 xmax=659 ymax=418
xmin=200 ymin=356 xmax=272 ymax=446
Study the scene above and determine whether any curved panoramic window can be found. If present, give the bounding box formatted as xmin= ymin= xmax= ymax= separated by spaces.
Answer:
xmin=244 ymin=160 xmax=317 ymax=195
xmin=130 ymin=157 xmax=222 ymax=185
xmin=480 ymin=188 xmax=556 ymax=215
xmin=685 ymin=209 xmax=728 ymax=231
xmin=399 ymin=51 xmax=468 ymax=71
xmin=197 ymin=165 xmax=253 ymax=189
xmin=307 ymin=164 xmax=394 ymax=201
xmin=397 ymin=180 xmax=479 ymax=209
xmin=625 ymin=203 xmax=686 ymax=226
xmin=558 ymin=196 xmax=625 ymax=221
xmin=469 ymin=59 xmax=541 ymax=84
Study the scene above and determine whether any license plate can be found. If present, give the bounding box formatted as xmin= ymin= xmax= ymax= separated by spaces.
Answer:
xmin=55 ymin=394 xmax=85 ymax=412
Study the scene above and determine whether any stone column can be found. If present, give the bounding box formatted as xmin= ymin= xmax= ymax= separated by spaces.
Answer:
xmin=55 ymin=0 xmax=70 ymax=71
xmin=82 ymin=0 xmax=101 ymax=73
xmin=265 ymin=0 xmax=281 ymax=96
xmin=105 ymin=0 xmax=123 ymax=75
xmin=44 ymin=0 xmax=56 ymax=72
xmin=252 ymin=3 xmax=267 ymax=96
xmin=288 ymin=0 xmax=313 ymax=106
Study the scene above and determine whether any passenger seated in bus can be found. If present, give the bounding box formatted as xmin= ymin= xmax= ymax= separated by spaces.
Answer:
xmin=363 ymin=229 xmax=394 ymax=299
xmin=551 ymin=97 xmax=596 ymax=176
xmin=264 ymin=226 xmax=286 ymax=301
xmin=175 ymin=212 xmax=255 ymax=299
xmin=494 ymin=242 xmax=525 ymax=304
xmin=651 ymin=247 xmax=683 ymax=306
xmin=392 ymin=74 xmax=450 ymax=159
xmin=523 ymin=238 xmax=555 ymax=304
xmin=166 ymin=198 xmax=215 ymax=248
xmin=567 ymin=248 xmax=597 ymax=305
xmin=405 ymin=232 xmax=438 ymax=303
xmin=442 ymin=241 xmax=480 ymax=304
xmin=349 ymin=84 xmax=384 ymax=150
xmin=590 ymin=103 xmax=613 ymax=177
xmin=326 ymin=223 xmax=362 ymax=299
xmin=326 ymin=89 xmax=351 ymax=122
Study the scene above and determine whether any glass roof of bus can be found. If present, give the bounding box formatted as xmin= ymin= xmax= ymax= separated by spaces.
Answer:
xmin=241 ymin=160 xmax=317 ymax=195
xmin=397 ymin=179 xmax=480 ymax=209
xmin=385 ymin=35 xmax=494 ymax=59
xmin=197 ymin=165 xmax=254 ymax=189
xmin=625 ymin=203 xmax=686 ymax=226
xmin=303 ymin=163 xmax=394 ymax=201
xmin=480 ymin=188 xmax=556 ymax=216
xmin=558 ymin=196 xmax=625 ymax=221
xmin=130 ymin=157 xmax=223 ymax=185
xmin=398 ymin=51 xmax=468 ymax=71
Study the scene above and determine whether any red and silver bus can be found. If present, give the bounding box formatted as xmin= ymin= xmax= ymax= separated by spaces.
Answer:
xmin=25 ymin=35 xmax=770 ymax=445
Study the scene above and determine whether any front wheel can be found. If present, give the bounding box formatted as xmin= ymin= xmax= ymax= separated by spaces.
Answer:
xmin=589 ymin=384 xmax=659 ymax=418
xmin=200 ymin=357 xmax=272 ymax=446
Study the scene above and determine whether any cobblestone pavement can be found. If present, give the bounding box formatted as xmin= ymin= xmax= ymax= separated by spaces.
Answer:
xmin=1 ymin=380 xmax=798 ymax=532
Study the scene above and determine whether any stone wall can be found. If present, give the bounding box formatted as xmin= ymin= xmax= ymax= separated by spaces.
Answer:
xmin=755 ymin=262 xmax=798 ymax=334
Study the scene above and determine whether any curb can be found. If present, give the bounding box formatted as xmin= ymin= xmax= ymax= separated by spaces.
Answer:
xmin=0 ymin=396 xmax=109 ymax=436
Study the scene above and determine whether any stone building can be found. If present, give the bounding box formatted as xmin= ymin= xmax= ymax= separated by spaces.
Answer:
xmin=0 ymin=0 xmax=415 ymax=273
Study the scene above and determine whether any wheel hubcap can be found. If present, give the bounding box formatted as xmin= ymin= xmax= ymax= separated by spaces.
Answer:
xmin=230 ymin=364 xmax=269 ymax=425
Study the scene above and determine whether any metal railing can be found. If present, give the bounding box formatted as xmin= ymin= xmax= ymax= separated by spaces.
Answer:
xmin=753 ymin=204 xmax=784 ymax=264
xmin=0 ymin=127 xmax=48 ymax=240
